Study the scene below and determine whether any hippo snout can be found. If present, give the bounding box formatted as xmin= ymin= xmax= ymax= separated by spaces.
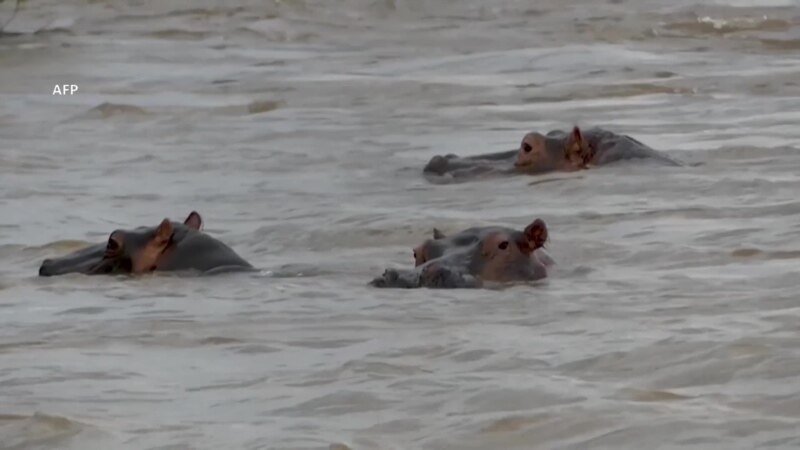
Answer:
xmin=370 ymin=268 xmax=422 ymax=289
xmin=38 ymin=259 xmax=54 ymax=277
xmin=423 ymin=155 xmax=451 ymax=175
xmin=369 ymin=269 xmax=399 ymax=288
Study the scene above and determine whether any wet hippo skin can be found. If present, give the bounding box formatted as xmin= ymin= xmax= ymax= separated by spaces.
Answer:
xmin=38 ymin=211 xmax=253 ymax=277
xmin=371 ymin=218 xmax=550 ymax=289
xmin=423 ymin=126 xmax=681 ymax=182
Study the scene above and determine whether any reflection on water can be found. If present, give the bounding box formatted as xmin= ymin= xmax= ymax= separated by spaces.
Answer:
xmin=1 ymin=0 xmax=800 ymax=449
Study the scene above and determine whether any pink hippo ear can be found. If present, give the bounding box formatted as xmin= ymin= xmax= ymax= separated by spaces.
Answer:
xmin=413 ymin=243 xmax=427 ymax=266
xmin=523 ymin=218 xmax=548 ymax=252
xmin=183 ymin=211 xmax=202 ymax=230
xmin=154 ymin=218 xmax=174 ymax=245
xmin=564 ymin=125 xmax=591 ymax=168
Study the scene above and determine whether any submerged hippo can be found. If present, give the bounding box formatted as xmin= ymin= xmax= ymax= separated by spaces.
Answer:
xmin=371 ymin=218 xmax=550 ymax=289
xmin=38 ymin=211 xmax=253 ymax=277
xmin=423 ymin=126 xmax=680 ymax=182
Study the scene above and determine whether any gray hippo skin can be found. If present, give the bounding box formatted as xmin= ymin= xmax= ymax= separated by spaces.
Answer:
xmin=371 ymin=218 xmax=549 ymax=289
xmin=38 ymin=211 xmax=253 ymax=276
xmin=423 ymin=126 xmax=680 ymax=181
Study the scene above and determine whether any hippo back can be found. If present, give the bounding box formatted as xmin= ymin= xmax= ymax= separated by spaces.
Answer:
xmin=585 ymin=128 xmax=680 ymax=166
xmin=157 ymin=231 xmax=253 ymax=273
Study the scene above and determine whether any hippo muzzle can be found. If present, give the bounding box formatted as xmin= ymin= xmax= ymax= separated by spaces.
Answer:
xmin=38 ymin=243 xmax=107 ymax=277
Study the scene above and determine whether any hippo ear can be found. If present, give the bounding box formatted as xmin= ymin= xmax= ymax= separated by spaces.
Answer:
xmin=183 ymin=211 xmax=202 ymax=230
xmin=565 ymin=125 xmax=593 ymax=168
xmin=523 ymin=218 xmax=548 ymax=251
xmin=413 ymin=244 xmax=426 ymax=267
xmin=571 ymin=126 xmax=584 ymax=147
xmin=432 ymin=228 xmax=446 ymax=239
xmin=154 ymin=218 xmax=174 ymax=244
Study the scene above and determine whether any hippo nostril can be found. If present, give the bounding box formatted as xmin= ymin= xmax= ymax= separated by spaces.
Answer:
xmin=523 ymin=143 xmax=532 ymax=153
xmin=498 ymin=241 xmax=509 ymax=250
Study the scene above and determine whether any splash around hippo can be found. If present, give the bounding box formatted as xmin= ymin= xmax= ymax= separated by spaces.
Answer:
xmin=422 ymin=125 xmax=681 ymax=182
xmin=38 ymin=211 xmax=253 ymax=277
xmin=371 ymin=218 xmax=550 ymax=289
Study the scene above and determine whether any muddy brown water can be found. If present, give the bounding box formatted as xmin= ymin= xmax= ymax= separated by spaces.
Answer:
xmin=1 ymin=0 xmax=800 ymax=449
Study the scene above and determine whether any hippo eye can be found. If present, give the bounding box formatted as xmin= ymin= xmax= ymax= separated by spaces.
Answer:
xmin=498 ymin=241 xmax=509 ymax=250
xmin=522 ymin=143 xmax=532 ymax=153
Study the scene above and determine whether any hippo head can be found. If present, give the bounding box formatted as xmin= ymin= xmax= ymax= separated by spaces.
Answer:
xmin=563 ymin=126 xmax=592 ymax=169
xmin=412 ymin=228 xmax=447 ymax=267
xmin=373 ymin=218 xmax=550 ymax=289
xmin=412 ymin=242 xmax=428 ymax=267
xmin=93 ymin=218 xmax=177 ymax=275
xmin=413 ymin=240 xmax=437 ymax=267
xmin=38 ymin=211 xmax=202 ymax=277
xmin=515 ymin=127 xmax=589 ymax=172
xmin=514 ymin=132 xmax=550 ymax=170
xmin=475 ymin=218 xmax=548 ymax=282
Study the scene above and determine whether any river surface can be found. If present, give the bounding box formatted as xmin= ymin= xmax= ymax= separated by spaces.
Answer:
xmin=1 ymin=0 xmax=800 ymax=449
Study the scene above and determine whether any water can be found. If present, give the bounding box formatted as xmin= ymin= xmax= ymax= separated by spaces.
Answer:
xmin=1 ymin=0 xmax=800 ymax=448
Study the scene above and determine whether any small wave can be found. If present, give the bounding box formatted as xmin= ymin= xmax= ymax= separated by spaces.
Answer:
xmin=246 ymin=100 xmax=284 ymax=114
xmin=238 ymin=18 xmax=318 ymax=42
xmin=338 ymin=359 xmax=428 ymax=376
xmin=0 ymin=0 xmax=21 ymax=33
xmin=186 ymin=375 xmax=270 ymax=392
xmin=274 ymin=390 xmax=394 ymax=416
xmin=525 ymin=82 xmax=696 ymax=104
xmin=145 ymin=29 xmax=210 ymax=40
xmin=0 ymin=155 xmax=61 ymax=171
xmin=464 ymin=388 xmax=581 ymax=414
xmin=662 ymin=15 xmax=790 ymax=36
xmin=329 ymin=444 xmax=353 ymax=450
xmin=78 ymin=103 xmax=150 ymax=120
xmin=111 ymin=6 xmax=249 ymax=22
xmin=30 ymin=240 xmax=94 ymax=252
xmin=0 ymin=412 xmax=85 ymax=449
xmin=705 ymin=145 xmax=800 ymax=161
xmin=261 ymin=263 xmax=331 ymax=278
xmin=56 ymin=306 xmax=107 ymax=316
xmin=760 ymin=38 xmax=800 ymax=51
xmin=731 ymin=248 xmax=800 ymax=260
xmin=197 ymin=336 xmax=245 ymax=345
xmin=211 ymin=100 xmax=285 ymax=116
xmin=162 ymin=7 xmax=249 ymax=18
xmin=528 ymin=175 xmax=584 ymax=186
xmin=618 ymin=388 xmax=693 ymax=402
xmin=594 ymin=83 xmax=697 ymax=97
xmin=482 ymin=414 xmax=548 ymax=433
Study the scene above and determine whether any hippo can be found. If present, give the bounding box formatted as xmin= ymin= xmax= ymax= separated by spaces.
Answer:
xmin=38 ymin=211 xmax=253 ymax=277
xmin=423 ymin=126 xmax=681 ymax=182
xmin=371 ymin=218 xmax=550 ymax=289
